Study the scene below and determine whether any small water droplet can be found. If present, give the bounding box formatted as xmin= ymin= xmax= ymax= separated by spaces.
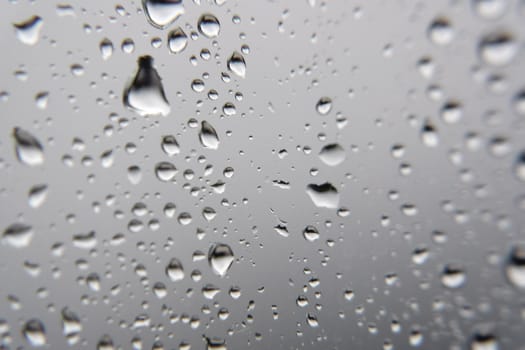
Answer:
xmin=303 ymin=225 xmax=320 ymax=242
xmin=441 ymin=263 xmax=466 ymax=288
xmin=470 ymin=331 xmax=498 ymax=350
xmin=99 ymin=38 xmax=114 ymax=60
xmin=155 ymin=162 xmax=177 ymax=182
xmin=428 ymin=17 xmax=454 ymax=46
xmin=166 ymin=258 xmax=184 ymax=282
xmin=208 ymin=243 xmax=234 ymax=277
xmin=505 ymin=242 xmax=525 ymax=289
xmin=316 ymin=97 xmax=332 ymax=115
xmin=61 ymin=308 xmax=82 ymax=345
xmin=421 ymin=120 xmax=439 ymax=147
xmin=3 ymin=223 xmax=34 ymax=248
xmin=161 ymin=135 xmax=180 ymax=156
xmin=479 ymin=31 xmax=517 ymax=66
xmin=319 ymin=143 xmax=345 ymax=166
xmin=514 ymin=151 xmax=525 ymax=181
xmin=28 ymin=184 xmax=48 ymax=208
xmin=23 ymin=319 xmax=46 ymax=347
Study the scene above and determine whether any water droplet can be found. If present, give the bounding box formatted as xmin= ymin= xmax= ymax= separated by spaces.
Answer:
xmin=441 ymin=263 xmax=466 ymax=288
xmin=514 ymin=151 xmax=525 ymax=181
xmin=319 ymin=143 xmax=345 ymax=166
xmin=61 ymin=308 xmax=82 ymax=345
xmin=440 ymin=100 xmax=463 ymax=124
xmin=155 ymin=162 xmax=177 ymax=182
xmin=142 ymin=0 xmax=184 ymax=29
xmin=28 ymin=184 xmax=48 ymax=208
xmin=206 ymin=337 xmax=227 ymax=350
xmin=505 ymin=242 xmax=525 ymax=289
xmin=479 ymin=31 xmax=517 ymax=66
xmin=3 ymin=223 xmax=34 ymax=248
xmin=421 ymin=120 xmax=439 ymax=147
xmin=227 ymin=51 xmax=246 ymax=78
xmin=161 ymin=135 xmax=180 ymax=156
xmin=306 ymin=183 xmax=340 ymax=209
xmin=303 ymin=225 xmax=320 ymax=242
xmin=13 ymin=127 xmax=44 ymax=166
xmin=428 ymin=17 xmax=454 ymax=46
xmin=35 ymin=92 xmax=49 ymax=109
xmin=99 ymin=38 xmax=114 ymax=60
xmin=316 ymin=97 xmax=332 ymax=115
xmin=470 ymin=331 xmax=498 ymax=350
xmin=97 ymin=335 xmax=115 ymax=350
xmin=208 ymin=243 xmax=234 ymax=277
xmin=168 ymin=27 xmax=188 ymax=54
xmin=14 ymin=16 xmax=43 ymax=45
xmin=472 ymin=0 xmax=507 ymax=20
xmin=123 ymin=56 xmax=170 ymax=117
xmin=166 ymin=258 xmax=184 ymax=282
xmin=23 ymin=319 xmax=46 ymax=347
xmin=199 ymin=121 xmax=220 ymax=149
xmin=198 ymin=14 xmax=220 ymax=38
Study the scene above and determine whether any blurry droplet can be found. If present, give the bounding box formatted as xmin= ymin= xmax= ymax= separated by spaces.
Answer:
xmin=479 ymin=31 xmax=517 ymax=66
xmin=428 ymin=17 xmax=454 ymax=45
xmin=514 ymin=151 xmax=525 ymax=181
xmin=505 ymin=242 xmax=525 ymax=289
xmin=306 ymin=183 xmax=339 ymax=209
xmin=441 ymin=263 xmax=466 ymax=288
xmin=14 ymin=16 xmax=43 ymax=45
xmin=28 ymin=184 xmax=48 ymax=208
xmin=23 ymin=319 xmax=46 ymax=347
xmin=100 ymin=38 xmax=114 ymax=60
xmin=3 ymin=223 xmax=34 ymax=248
xmin=13 ymin=127 xmax=44 ymax=166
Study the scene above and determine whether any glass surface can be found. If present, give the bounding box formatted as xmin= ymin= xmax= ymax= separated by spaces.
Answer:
xmin=1 ymin=0 xmax=525 ymax=349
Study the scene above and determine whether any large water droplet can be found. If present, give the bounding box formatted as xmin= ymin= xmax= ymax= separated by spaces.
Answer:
xmin=227 ymin=51 xmax=246 ymax=78
xmin=23 ymin=319 xmax=46 ymax=347
xmin=166 ymin=258 xmax=184 ymax=282
xmin=14 ymin=16 xmax=43 ymax=45
xmin=155 ymin=162 xmax=177 ymax=182
xmin=303 ymin=225 xmax=320 ymax=242
xmin=198 ymin=14 xmax=220 ymax=38
xmin=208 ymin=243 xmax=234 ymax=277
xmin=61 ymin=308 xmax=82 ymax=345
xmin=123 ymin=56 xmax=170 ymax=117
xmin=13 ymin=127 xmax=44 ymax=166
xmin=306 ymin=183 xmax=339 ymax=209
xmin=142 ymin=0 xmax=184 ymax=29
xmin=161 ymin=135 xmax=180 ymax=156
xmin=199 ymin=121 xmax=220 ymax=150
xmin=167 ymin=27 xmax=188 ymax=54
xmin=319 ymin=143 xmax=345 ymax=166
xmin=505 ymin=242 xmax=525 ymax=289
xmin=479 ymin=31 xmax=517 ymax=66
xmin=3 ymin=223 xmax=34 ymax=248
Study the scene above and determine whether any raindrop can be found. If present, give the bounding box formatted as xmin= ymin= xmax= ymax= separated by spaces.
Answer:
xmin=441 ymin=263 xmax=466 ymax=289
xmin=14 ymin=16 xmax=43 ymax=45
xmin=28 ymin=184 xmax=48 ymax=208
xmin=472 ymin=0 xmax=507 ymax=20
xmin=99 ymin=38 xmax=114 ymax=60
xmin=198 ymin=14 xmax=220 ymax=38
xmin=161 ymin=135 xmax=180 ymax=156
xmin=303 ymin=225 xmax=320 ymax=242
xmin=123 ymin=56 xmax=170 ymax=117
xmin=13 ymin=127 xmax=44 ymax=166
xmin=513 ymin=151 xmax=525 ymax=181
xmin=199 ymin=121 xmax=220 ymax=150
xmin=142 ymin=0 xmax=184 ymax=29
xmin=22 ymin=319 xmax=46 ymax=347
xmin=428 ymin=17 xmax=454 ymax=45
xmin=319 ymin=143 xmax=345 ymax=166
xmin=306 ymin=183 xmax=339 ymax=209
xmin=505 ymin=242 xmax=525 ymax=289
xmin=168 ymin=27 xmax=188 ymax=54
xmin=421 ymin=120 xmax=439 ymax=147
xmin=316 ymin=97 xmax=332 ymax=115
xmin=227 ymin=51 xmax=246 ymax=78
xmin=155 ymin=162 xmax=177 ymax=182
xmin=61 ymin=308 xmax=82 ymax=345
xmin=208 ymin=243 xmax=234 ymax=277
xmin=166 ymin=258 xmax=184 ymax=282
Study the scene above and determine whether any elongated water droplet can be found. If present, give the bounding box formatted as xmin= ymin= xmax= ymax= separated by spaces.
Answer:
xmin=23 ymin=319 xmax=46 ymax=347
xmin=319 ymin=143 xmax=345 ymax=166
xmin=123 ymin=56 xmax=170 ymax=117
xmin=3 ymin=223 xmax=34 ymax=248
xmin=199 ymin=121 xmax=220 ymax=150
xmin=14 ymin=16 xmax=43 ymax=45
xmin=61 ymin=308 xmax=82 ymax=345
xmin=166 ymin=258 xmax=184 ymax=281
xmin=306 ymin=183 xmax=339 ymax=209
xmin=208 ymin=243 xmax=234 ymax=277
xmin=227 ymin=51 xmax=246 ymax=78
xmin=479 ymin=31 xmax=517 ymax=66
xmin=13 ymin=127 xmax=44 ymax=166
xmin=99 ymin=38 xmax=114 ymax=60
xmin=142 ymin=0 xmax=184 ymax=29
xmin=161 ymin=135 xmax=180 ymax=156
xmin=472 ymin=0 xmax=507 ymax=20
xmin=168 ymin=27 xmax=188 ymax=54
xmin=28 ymin=184 xmax=48 ymax=208
xmin=198 ymin=14 xmax=220 ymax=38
xmin=505 ymin=243 xmax=525 ymax=289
